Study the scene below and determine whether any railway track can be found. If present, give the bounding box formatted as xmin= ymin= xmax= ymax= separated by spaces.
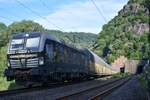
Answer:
xmin=0 ymin=76 xmax=130 ymax=100
xmin=0 ymin=82 xmax=63 ymax=97
xmin=0 ymin=80 xmax=84 ymax=98
xmin=57 ymin=77 xmax=131 ymax=100
xmin=0 ymin=76 xmax=111 ymax=97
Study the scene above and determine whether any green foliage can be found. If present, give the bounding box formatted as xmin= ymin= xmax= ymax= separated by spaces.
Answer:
xmin=129 ymin=0 xmax=145 ymax=4
xmin=0 ymin=77 xmax=16 ymax=91
xmin=112 ymin=72 xmax=130 ymax=78
xmin=107 ymin=54 xmax=117 ymax=63
xmin=140 ymin=32 xmax=149 ymax=43
xmin=125 ymin=32 xmax=133 ymax=40
xmin=0 ymin=23 xmax=8 ymax=47
xmin=8 ymin=20 xmax=45 ymax=33
xmin=139 ymin=64 xmax=150 ymax=97
xmin=0 ymin=47 xmax=7 ymax=77
xmin=45 ymin=30 xmax=97 ymax=48
xmin=130 ymin=12 xmax=149 ymax=24
xmin=0 ymin=47 xmax=10 ymax=90
xmin=0 ymin=31 xmax=9 ymax=47
xmin=97 ymin=39 xmax=106 ymax=49
xmin=94 ymin=0 xmax=149 ymax=63
xmin=0 ymin=23 xmax=7 ymax=31
xmin=139 ymin=73 xmax=148 ymax=92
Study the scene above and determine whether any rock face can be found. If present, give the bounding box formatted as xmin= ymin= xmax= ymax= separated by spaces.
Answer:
xmin=121 ymin=3 xmax=141 ymax=13
xmin=132 ymin=23 xmax=149 ymax=35
xmin=120 ymin=1 xmax=149 ymax=35
xmin=125 ymin=23 xmax=149 ymax=35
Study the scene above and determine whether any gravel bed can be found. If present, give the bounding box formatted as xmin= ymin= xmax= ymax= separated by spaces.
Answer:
xmin=0 ymin=78 xmax=117 ymax=100
xmin=104 ymin=76 xmax=148 ymax=100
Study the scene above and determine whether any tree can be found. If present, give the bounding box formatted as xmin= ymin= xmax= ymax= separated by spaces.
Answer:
xmin=0 ymin=23 xmax=8 ymax=47
xmin=8 ymin=20 xmax=45 ymax=34
xmin=0 ymin=23 xmax=7 ymax=32
xmin=94 ymin=0 xmax=150 ymax=63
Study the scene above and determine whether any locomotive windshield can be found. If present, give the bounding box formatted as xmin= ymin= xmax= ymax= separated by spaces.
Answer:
xmin=10 ymin=37 xmax=40 ymax=51
xmin=11 ymin=39 xmax=24 ymax=50
xmin=26 ymin=37 xmax=40 ymax=48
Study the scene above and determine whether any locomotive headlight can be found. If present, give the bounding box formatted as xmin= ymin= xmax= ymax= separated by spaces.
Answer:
xmin=39 ymin=57 xmax=44 ymax=65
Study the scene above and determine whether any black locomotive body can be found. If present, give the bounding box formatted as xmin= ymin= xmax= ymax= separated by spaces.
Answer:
xmin=5 ymin=32 xmax=116 ymax=85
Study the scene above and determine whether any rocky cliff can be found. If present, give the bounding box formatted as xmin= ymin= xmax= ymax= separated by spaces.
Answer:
xmin=94 ymin=0 xmax=149 ymax=63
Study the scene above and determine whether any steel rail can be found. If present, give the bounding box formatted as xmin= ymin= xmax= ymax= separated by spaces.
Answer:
xmin=90 ymin=77 xmax=131 ymax=100
xmin=0 ymin=82 xmax=72 ymax=97
xmin=0 ymin=76 xmax=112 ymax=97
xmin=56 ymin=77 xmax=131 ymax=100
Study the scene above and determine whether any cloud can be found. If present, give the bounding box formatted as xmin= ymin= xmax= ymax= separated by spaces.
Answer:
xmin=35 ymin=0 xmax=128 ymax=34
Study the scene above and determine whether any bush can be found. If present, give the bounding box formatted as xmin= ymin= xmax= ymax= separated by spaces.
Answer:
xmin=139 ymin=73 xmax=148 ymax=92
xmin=0 ymin=77 xmax=20 ymax=91
xmin=112 ymin=72 xmax=130 ymax=78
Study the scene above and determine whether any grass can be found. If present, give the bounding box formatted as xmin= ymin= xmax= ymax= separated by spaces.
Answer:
xmin=139 ymin=73 xmax=148 ymax=92
xmin=139 ymin=64 xmax=150 ymax=92
xmin=0 ymin=46 xmax=11 ymax=91
xmin=112 ymin=72 xmax=130 ymax=78
xmin=0 ymin=77 xmax=17 ymax=91
xmin=0 ymin=47 xmax=19 ymax=91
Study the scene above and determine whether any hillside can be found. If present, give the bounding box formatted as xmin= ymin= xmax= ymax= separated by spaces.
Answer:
xmin=94 ymin=0 xmax=149 ymax=63
xmin=45 ymin=30 xmax=97 ymax=48
xmin=0 ymin=20 xmax=97 ymax=49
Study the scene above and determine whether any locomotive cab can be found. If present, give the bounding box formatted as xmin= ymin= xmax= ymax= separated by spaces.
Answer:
xmin=5 ymin=32 xmax=54 ymax=84
xmin=8 ymin=32 xmax=43 ymax=67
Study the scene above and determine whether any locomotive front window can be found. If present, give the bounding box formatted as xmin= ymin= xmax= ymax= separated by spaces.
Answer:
xmin=10 ymin=37 xmax=40 ymax=51
xmin=10 ymin=39 xmax=24 ymax=50
xmin=26 ymin=37 xmax=40 ymax=48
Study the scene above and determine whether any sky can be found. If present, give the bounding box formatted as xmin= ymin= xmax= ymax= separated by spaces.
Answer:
xmin=0 ymin=0 xmax=129 ymax=34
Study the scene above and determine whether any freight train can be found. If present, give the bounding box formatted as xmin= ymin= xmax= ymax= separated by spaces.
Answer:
xmin=5 ymin=32 xmax=116 ymax=86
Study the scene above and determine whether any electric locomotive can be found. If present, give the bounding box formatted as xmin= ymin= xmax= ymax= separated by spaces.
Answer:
xmin=5 ymin=32 xmax=116 ymax=86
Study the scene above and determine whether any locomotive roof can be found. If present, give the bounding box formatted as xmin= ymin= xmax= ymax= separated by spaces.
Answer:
xmin=12 ymin=32 xmax=60 ymax=42
xmin=12 ymin=32 xmax=85 ymax=54
xmin=12 ymin=32 xmax=39 ymax=38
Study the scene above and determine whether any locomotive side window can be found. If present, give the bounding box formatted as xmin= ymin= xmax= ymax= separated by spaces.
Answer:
xmin=55 ymin=43 xmax=65 ymax=63
xmin=58 ymin=45 xmax=65 ymax=63
xmin=64 ymin=47 xmax=67 ymax=63
xmin=46 ymin=44 xmax=54 ymax=61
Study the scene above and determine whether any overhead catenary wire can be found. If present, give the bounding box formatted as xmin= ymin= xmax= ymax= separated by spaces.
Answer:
xmin=0 ymin=7 xmax=23 ymax=20
xmin=90 ymin=0 xmax=107 ymax=23
xmin=39 ymin=0 xmax=50 ymax=11
xmin=39 ymin=0 xmax=78 ymax=32
xmin=15 ymin=0 xmax=80 ymax=46
xmin=0 ymin=16 xmax=15 ymax=22
xmin=15 ymin=0 xmax=64 ymax=31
